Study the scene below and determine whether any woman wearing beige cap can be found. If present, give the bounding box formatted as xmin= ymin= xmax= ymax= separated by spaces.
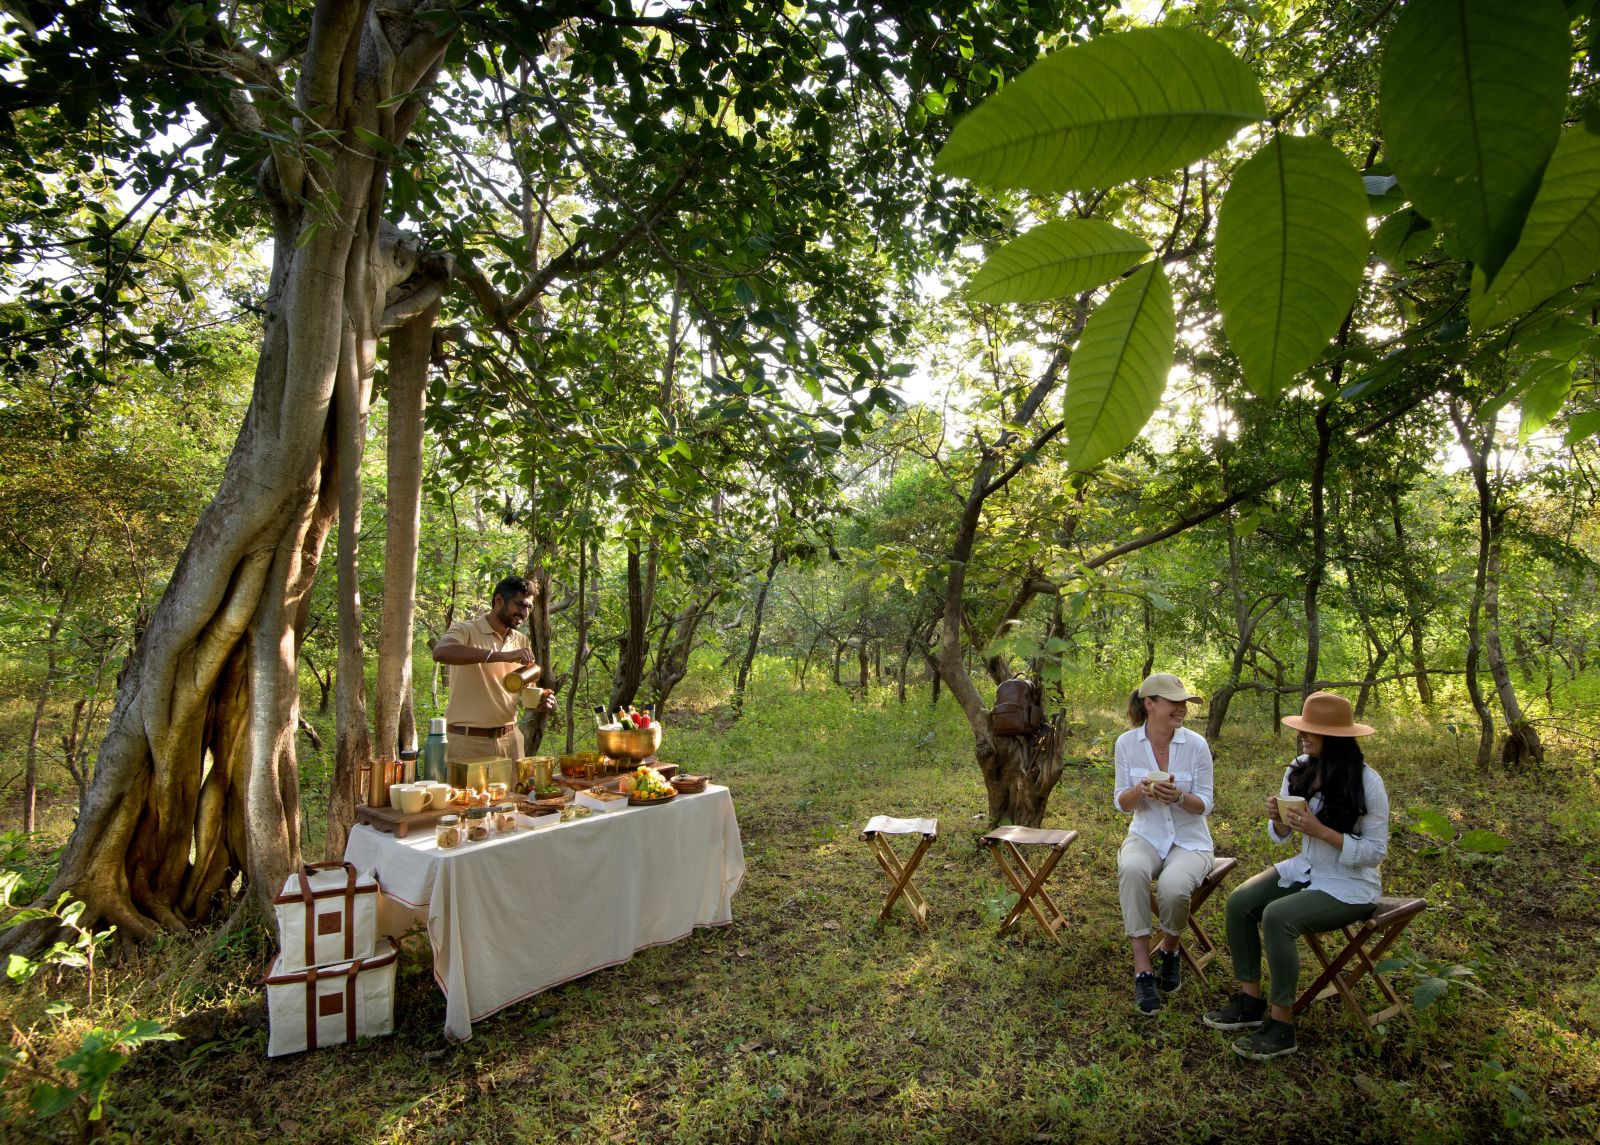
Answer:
xmin=1114 ymin=672 xmax=1214 ymax=1016
xmin=1203 ymin=690 xmax=1389 ymax=1060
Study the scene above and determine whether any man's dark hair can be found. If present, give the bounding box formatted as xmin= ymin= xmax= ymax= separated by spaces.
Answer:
xmin=492 ymin=575 xmax=538 ymax=603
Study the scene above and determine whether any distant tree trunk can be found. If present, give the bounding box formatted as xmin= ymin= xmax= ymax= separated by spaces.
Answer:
xmin=1451 ymin=402 xmax=1498 ymax=767
xmin=564 ymin=539 xmax=595 ymax=753
xmin=649 ymin=591 xmax=719 ymax=709
xmin=1140 ymin=597 xmax=1156 ymax=679
xmin=734 ymin=538 xmax=782 ymax=713
xmin=1301 ymin=402 xmax=1332 ymax=700
xmin=608 ymin=543 xmax=652 ymax=712
xmin=24 ymin=587 xmax=73 ymax=834
xmin=1483 ymin=505 xmax=1542 ymax=766
xmin=1206 ymin=518 xmax=1281 ymax=741
xmin=858 ymin=641 xmax=870 ymax=689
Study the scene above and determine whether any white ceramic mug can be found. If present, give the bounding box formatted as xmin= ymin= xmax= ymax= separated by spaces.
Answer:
xmin=423 ymin=782 xmax=453 ymax=807
xmin=394 ymin=784 xmax=434 ymax=814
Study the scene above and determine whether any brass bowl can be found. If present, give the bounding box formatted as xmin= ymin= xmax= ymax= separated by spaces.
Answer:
xmin=597 ymin=724 xmax=662 ymax=761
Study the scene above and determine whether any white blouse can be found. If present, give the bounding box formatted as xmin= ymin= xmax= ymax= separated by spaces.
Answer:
xmin=1268 ymin=758 xmax=1389 ymax=905
xmin=1113 ymin=725 xmax=1215 ymax=859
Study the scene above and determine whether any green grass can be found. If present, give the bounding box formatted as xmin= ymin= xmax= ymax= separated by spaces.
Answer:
xmin=3 ymin=666 xmax=1599 ymax=1142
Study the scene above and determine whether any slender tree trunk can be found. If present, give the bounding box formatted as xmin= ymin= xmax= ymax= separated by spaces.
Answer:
xmin=734 ymin=539 xmax=782 ymax=713
xmin=565 ymin=538 xmax=593 ymax=753
xmin=1301 ymin=402 xmax=1332 ymax=700
xmin=1451 ymin=402 xmax=1497 ymax=767
xmin=608 ymin=543 xmax=649 ymax=712
xmin=1484 ymin=506 xmax=1543 ymax=765
xmin=1140 ymin=597 xmax=1156 ymax=679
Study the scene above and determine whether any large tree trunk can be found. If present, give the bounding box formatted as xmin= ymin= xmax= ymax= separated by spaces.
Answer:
xmin=649 ymin=592 xmax=719 ymax=710
xmin=564 ymin=539 xmax=596 ymax=753
xmin=6 ymin=2 xmax=451 ymax=947
xmin=372 ymin=304 xmax=437 ymax=761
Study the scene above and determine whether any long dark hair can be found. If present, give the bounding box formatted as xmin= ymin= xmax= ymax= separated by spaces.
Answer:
xmin=1287 ymin=735 xmax=1368 ymax=834
xmin=1126 ymin=690 xmax=1148 ymax=728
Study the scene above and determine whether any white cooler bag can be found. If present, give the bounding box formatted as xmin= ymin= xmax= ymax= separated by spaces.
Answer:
xmin=273 ymin=861 xmax=379 ymax=974
xmin=265 ymin=937 xmax=398 ymax=1056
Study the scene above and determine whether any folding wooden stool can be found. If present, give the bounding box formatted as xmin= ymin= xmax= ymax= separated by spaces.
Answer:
xmin=1293 ymin=895 xmax=1427 ymax=1029
xmin=860 ymin=816 xmax=938 ymax=930
xmin=1153 ymin=855 xmax=1238 ymax=987
xmin=978 ymin=825 xmax=1080 ymax=945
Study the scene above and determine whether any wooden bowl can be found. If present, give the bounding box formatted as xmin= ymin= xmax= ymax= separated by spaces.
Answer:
xmin=597 ymin=724 xmax=662 ymax=761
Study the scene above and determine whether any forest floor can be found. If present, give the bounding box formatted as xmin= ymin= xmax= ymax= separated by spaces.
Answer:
xmin=2 ymin=671 xmax=1598 ymax=1143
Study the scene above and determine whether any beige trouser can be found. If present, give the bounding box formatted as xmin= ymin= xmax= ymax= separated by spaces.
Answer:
xmin=446 ymin=727 xmax=523 ymax=765
xmin=1117 ymin=835 xmax=1213 ymax=938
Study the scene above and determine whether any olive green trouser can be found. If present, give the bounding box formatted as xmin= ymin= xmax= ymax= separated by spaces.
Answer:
xmin=1225 ymin=867 xmax=1376 ymax=1009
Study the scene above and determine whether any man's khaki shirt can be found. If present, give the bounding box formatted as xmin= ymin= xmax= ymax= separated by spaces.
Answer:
xmin=437 ymin=613 xmax=532 ymax=729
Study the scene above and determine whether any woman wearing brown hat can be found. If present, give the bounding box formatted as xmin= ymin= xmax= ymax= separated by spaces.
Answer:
xmin=1203 ymin=691 xmax=1390 ymax=1059
xmin=1114 ymin=673 xmax=1215 ymax=1016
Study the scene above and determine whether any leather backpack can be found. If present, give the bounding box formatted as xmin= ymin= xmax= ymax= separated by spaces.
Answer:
xmin=992 ymin=677 xmax=1043 ymax=737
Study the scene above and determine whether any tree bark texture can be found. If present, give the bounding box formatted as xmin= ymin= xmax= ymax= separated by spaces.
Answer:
xmin=9 ymin=0 xmax=452 ymax=947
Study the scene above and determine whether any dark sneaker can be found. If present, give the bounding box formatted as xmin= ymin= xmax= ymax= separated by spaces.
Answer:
xmin=1203 ymin=992 xmax=1267 ymax=1031
xmin=1232 ymin=1017 xmax=1297 ymax=1060
xmin=1155 ymin=948 xmax=1182 ymax=994
xmin=1134 ymin=971 xmax=1162 ymax=1016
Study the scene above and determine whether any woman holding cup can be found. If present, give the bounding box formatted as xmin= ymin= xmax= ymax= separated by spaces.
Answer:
xmin=1113 ymin=673 xmax=1214 ymax=1016
xmin=1203 ymin=690 xmax=1390 ymax=1060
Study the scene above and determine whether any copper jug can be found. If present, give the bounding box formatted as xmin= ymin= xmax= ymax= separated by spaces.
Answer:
xmin=501 ymin=662 xmax=542 ymax=693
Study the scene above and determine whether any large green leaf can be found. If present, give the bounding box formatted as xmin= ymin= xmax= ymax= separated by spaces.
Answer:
xmin=1564 ymin=410 xmax=1600 ymax=446
xmin=966 ymin=220 xmax=1151 ymax=303
xmin=1064 ymin=262 xmax=1175 ymax=470
xmin=1472 ymin=129 xmax=1600 ymax=329
xmin=934 ymin=28 xmax=1265 ymax=193
xmin=1215 ymin=135 xmax=1369 ymax=399
xmin=1517 ymin=360 xmax=1573 ymax=442
xmin=1380 ymin=0 xmax=1570 ymax=281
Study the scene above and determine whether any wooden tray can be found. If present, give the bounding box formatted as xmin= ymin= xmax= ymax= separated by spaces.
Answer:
xmin=356 ymin=803 xmax=451 ymax=839
xmin=627 ymin=791 xmax=677 ymax=807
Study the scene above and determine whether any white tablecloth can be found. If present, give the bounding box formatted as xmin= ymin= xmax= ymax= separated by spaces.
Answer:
xmin=343 ymin=785 xmax=743 ymax=1041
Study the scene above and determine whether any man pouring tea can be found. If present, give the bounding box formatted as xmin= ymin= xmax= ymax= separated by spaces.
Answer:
xmin=431 ymin=575 xmax=558 ymax=764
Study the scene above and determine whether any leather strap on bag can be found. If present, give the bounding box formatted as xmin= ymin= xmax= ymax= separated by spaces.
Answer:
xmin=304 ymin=963 xmax=320 ymax=1051
xmin=294 ymin=861 xmax=358 ymax=966
xmin=344 ymin=956 xmax=364 ymax=1044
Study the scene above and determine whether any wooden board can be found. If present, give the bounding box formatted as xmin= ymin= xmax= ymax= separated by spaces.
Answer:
xmin=356 ymin=803 xmax=452 ymax=839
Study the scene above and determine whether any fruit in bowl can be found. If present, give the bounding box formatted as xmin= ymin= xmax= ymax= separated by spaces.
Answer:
xmin=622 ymin=765 xmax=675 ymax=800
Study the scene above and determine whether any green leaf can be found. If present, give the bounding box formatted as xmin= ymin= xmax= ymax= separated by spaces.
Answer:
xmin=351 ymin=126 xmax=399 ymax=156
xmin=1215 ymin=135 xmax=1369 ymax=399
xmin=1380 ymin=0 xmax=1571 ymax=280
xmin=966 ymin=220 xmax=1151 ymax=303
xmin=1472 ymin=129 xmax=1600 ymax=329
xmin=1459 ymin=828 xmax=1511 ymax=854
xmin=1517 ymin=361 xmax=1572 ymax=441
xmin=1064 ymin=262 xmax=1175 ymax=470
xmin=1372 ymin=208 xmax=1436 ymax=268
xmin=935 ymin=28 xmax=1265 ymax=193
xmin=1564 ymin=409 xmax=1600 ymax=446
xmin=1413 ymin=975 xmax=1451 ymax=1011
xmin=1410 ymin=807 xmax=1454 ymax=839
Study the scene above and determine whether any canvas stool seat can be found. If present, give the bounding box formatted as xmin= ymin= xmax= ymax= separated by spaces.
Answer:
xmin=1293 ymin=895 xmax=1427 ymax=1028
xmin=979 ymin=825 xmax=1079 ymax=945
xmin=861 ymin=816 xmax=938 ymax=930
xmin=1153 ymin=855 xmax=1236 ymax=986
